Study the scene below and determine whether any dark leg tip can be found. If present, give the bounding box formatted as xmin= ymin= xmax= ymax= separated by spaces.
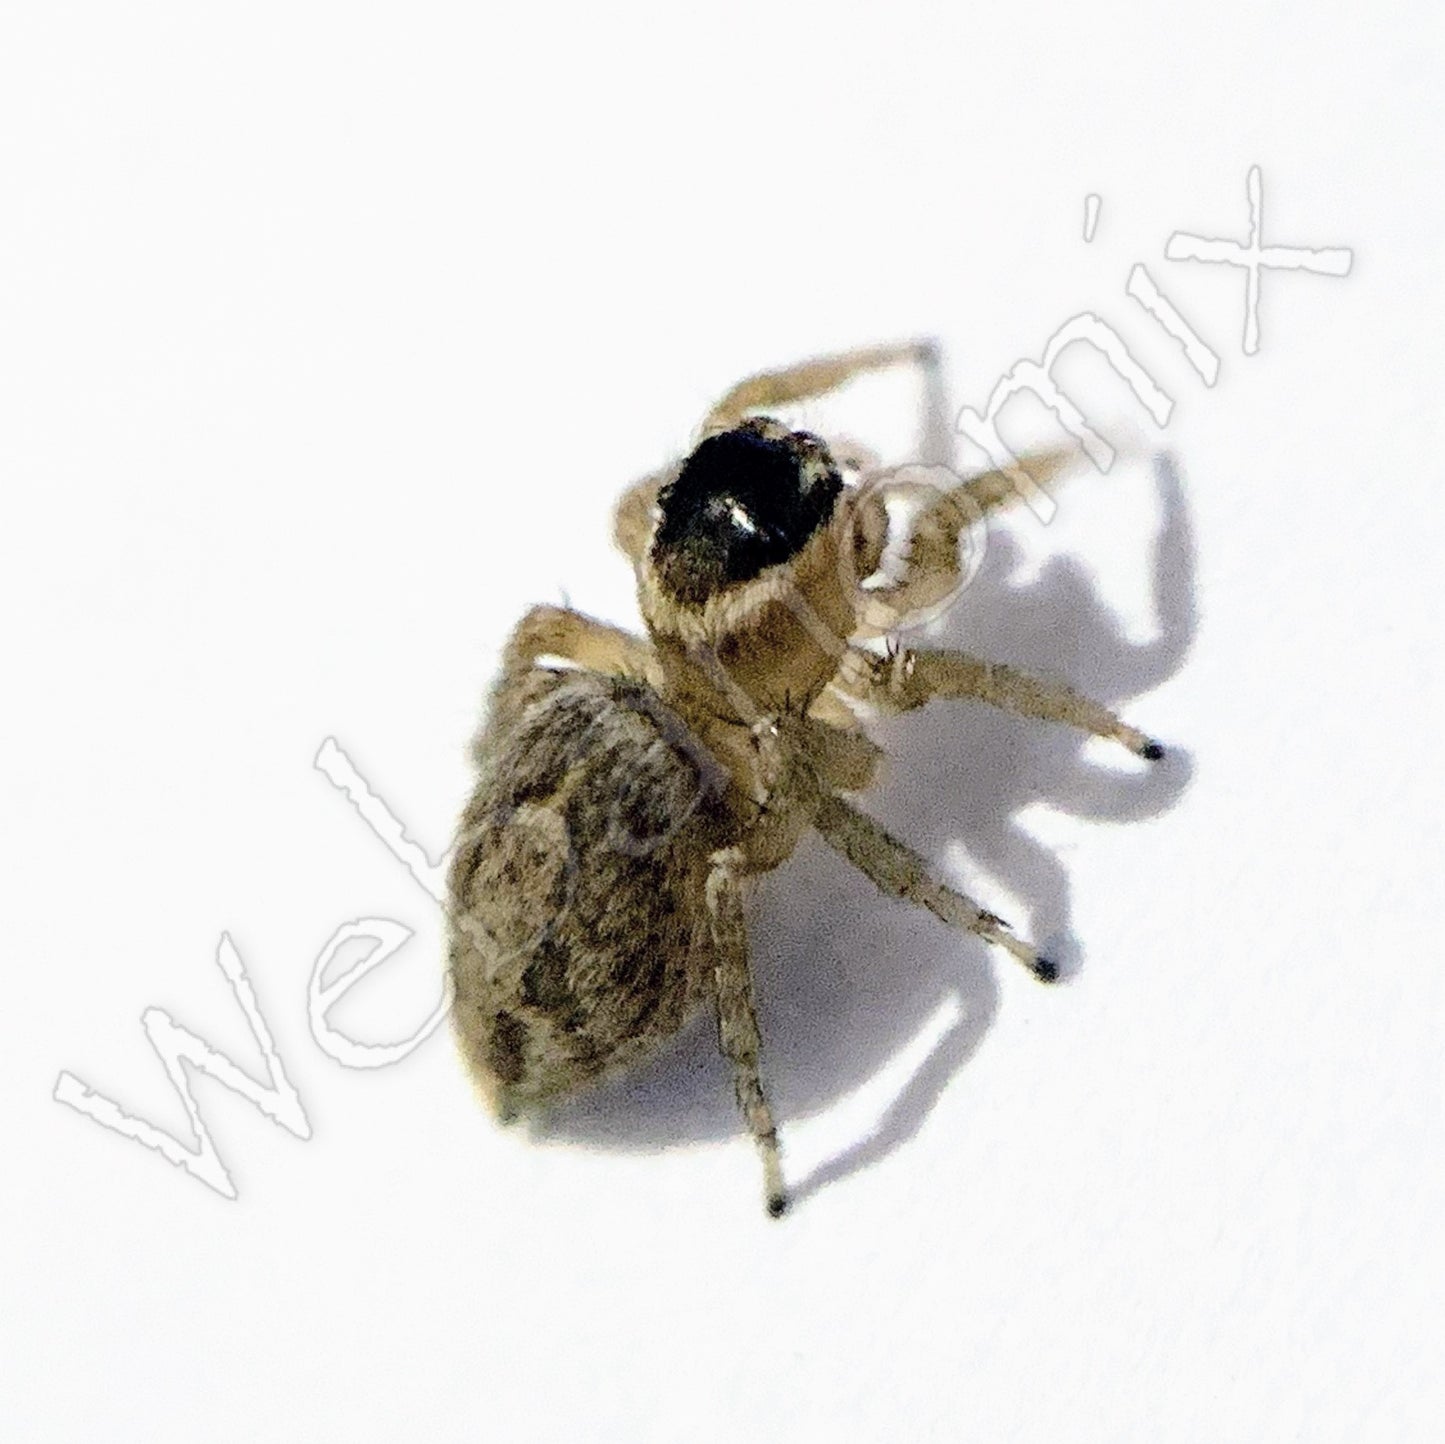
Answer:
xmin=1141 ymin=740 xmax=1166 ymax=762
xmin=1033 ymin=957 xmax=1060 ymax=984
xmin=767 ymin=1193 xmax=790 ymax=1219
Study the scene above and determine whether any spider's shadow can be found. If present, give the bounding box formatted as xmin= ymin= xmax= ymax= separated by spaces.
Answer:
xmin=535 ymin=380 xmax=1197 ymax=1209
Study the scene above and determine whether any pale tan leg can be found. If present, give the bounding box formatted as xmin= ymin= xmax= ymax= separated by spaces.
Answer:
xmin=837 ymin=645 xmax=1165 ymax=761
xmin=949 ymin=447 xmax=1079 ymax=519
xmin=704 ymin=339 xmax=935 ymax=432
xmin=480 ymin=605 xmax=666 ymax=743
xmin=707 ymin=847 xmax=788 ymax=1218
xmin=502 ymin=604 xmax=659 ymax=682
xmin=809 ymin=790 xmax=1058 ymax=982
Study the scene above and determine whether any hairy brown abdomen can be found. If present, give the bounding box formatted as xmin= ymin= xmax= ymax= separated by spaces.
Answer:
xmin=447 ymin=668 xmax=723 ymax=1109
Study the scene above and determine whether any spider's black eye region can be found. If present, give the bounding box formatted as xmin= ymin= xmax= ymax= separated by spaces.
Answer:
xmin=651 ymin=423 xmax=842 ymax=605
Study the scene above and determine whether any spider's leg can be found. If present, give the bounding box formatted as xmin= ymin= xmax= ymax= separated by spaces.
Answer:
xmin=707 ymin=847 xmax=788 ymax=1218
xmin=833 ymin=646 xmax=1165 ymax=761
xmin=808 ymin=789 xmax=1058 ymax=983
xmin=478 ymin=605 xmax=667 ymax=746
xmin=704 ymin=340 xmax=934 ymax=432
xmin=946 ymin=446 xmax=1080 ymax=520
xmin=501 ymin=604 xmax=658 ymax=680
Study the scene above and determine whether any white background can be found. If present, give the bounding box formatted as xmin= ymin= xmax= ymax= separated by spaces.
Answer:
xmin=4 ymin=3 xmax=1442 ymax=1441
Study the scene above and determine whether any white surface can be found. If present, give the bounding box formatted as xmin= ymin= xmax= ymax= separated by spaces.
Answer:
xmin=3 ymin=4 xmax=1442 ymax=1441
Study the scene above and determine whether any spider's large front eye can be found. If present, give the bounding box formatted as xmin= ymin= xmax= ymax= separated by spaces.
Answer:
xmin=651 ymin=423 xmax=842 ymax=605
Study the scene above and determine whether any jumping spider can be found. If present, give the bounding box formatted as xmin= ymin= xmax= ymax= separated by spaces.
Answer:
xmin=447 ymin=341 xmax=1163 ymax=1217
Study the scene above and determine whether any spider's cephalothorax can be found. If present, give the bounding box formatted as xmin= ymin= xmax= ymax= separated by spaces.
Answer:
xmin=650 ymin=417 xmax=843 ymax=607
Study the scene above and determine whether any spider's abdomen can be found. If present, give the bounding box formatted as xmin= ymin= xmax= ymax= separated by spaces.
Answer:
xmin=447 ymin=667 xmax=723 ymax=1110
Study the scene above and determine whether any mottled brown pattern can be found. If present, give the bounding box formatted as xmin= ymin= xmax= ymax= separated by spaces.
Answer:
xmin=448 ymin=669 xmax=723 ymax=1110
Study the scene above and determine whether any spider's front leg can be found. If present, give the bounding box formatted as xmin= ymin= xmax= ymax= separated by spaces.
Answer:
xmin=834 ymin=645 xmax=1165 ymax=761
xmin=703 ymin=339 xmax=935 ymax=433
xmin=706 ymin=846 xmax=788 ymax=1218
